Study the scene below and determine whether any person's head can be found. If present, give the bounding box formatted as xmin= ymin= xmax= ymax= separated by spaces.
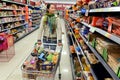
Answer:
xmin=46 ymin=4 xmax=56 ymax=14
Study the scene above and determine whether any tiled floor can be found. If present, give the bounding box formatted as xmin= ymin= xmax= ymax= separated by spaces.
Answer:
xmin=0 ymin=19 xmax=73 ymax=80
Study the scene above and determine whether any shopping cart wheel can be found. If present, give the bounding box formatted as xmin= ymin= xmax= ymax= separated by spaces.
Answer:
xmin=59 ymin=73 xmax=61 ymax=80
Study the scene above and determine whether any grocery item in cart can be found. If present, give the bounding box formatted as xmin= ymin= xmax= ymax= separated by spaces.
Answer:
xmin=22 ymin=44 xmax=62 ymax=80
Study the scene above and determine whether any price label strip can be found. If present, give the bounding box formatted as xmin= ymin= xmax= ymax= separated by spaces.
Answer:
xmin=102 ymin=48 xmax=108 ymax=62
xmin=90 ymin=27 xmax=96 ymax=33
xmin=85 ymin=10 xmax=89 ymax=16
xmin=105 ymin=33 xmax=111 ymax=38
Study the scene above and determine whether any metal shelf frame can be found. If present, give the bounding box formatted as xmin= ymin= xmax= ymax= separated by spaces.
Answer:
xmin=89 ymin=7 xmax=120 ymax=13
xmin=1 ymin=0 xmax=26 ymax=6
xmin=79 ymin=32 xmax=120 ymax=80
xmin=81 ymin=22 xmax=120 ymax=45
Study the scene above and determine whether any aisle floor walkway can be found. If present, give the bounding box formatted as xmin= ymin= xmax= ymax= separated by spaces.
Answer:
xmin=0 ymin=19 xmax=73 ymax=80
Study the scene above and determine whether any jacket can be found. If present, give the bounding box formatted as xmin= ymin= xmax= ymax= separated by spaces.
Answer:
xmin=38 ymin=15 xmax=62 ymax=43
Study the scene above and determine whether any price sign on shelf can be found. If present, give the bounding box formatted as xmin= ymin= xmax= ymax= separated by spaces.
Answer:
xmin=90 ymin=27 xmax=96 ymax=33
xmin=105 ymin=33 xmax=111 ymax=38
xmin=85 ymin=10 xmax=89 ymax=16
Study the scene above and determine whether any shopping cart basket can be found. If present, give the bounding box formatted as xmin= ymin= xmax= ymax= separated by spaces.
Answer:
xmin=21 ymin=43 xmax=62 ymax=80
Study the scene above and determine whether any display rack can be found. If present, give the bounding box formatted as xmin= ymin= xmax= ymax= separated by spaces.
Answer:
xmin=0 ymin=15 xmax=25 ymax=18
xmin=1 ymin=23 xmax=27 ymax=32
xmin=66 ymin=24 xmax=76 ymax=80
xmin=65 ymin=1 xmax=120 ymax=78
xmin=69 ymin=28 xmax=85 ymax=79
xmin=14 ymin=27 xmax=39 ymax=43
xmin=1 ymin=0 xmax=26 ymax=6
xmin=81 ymin=22 xmax=120 ymax=45
xmin=79 ymin=33 xmax=120 ymax=80
xmin=89 ymin=7 xmax=120 ymax=13
xmin=68 ymin=24 xmax=99 ymax=80
xmin=66 ymin=20 xmax=99 ymax=80
xmin=0 ymin=0 xmax=41 ymax=43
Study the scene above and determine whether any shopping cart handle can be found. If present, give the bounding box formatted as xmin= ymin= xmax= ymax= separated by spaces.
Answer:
xmin=43 ymin=43 xmax=57 ymax=46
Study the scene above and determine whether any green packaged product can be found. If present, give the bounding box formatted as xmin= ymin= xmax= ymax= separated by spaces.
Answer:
xmin=47 ymin=53 xmax=54 ymax=61
xmin=95 ymin=37 xmax=120 ymax=72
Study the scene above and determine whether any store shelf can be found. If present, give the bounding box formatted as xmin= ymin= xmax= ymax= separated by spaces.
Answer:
xmin=66 ymin=29 xmax=76 ymax=80
xmin=12 ymin=23 xmax=27 ymax=29
xmin=0 ymin=15 xmax=25 ymax=18
xmin=0 ymin=19 xmax=25 ymax=24
xmin=14 ymin=27 xmax=39 ymax=43
xmin=0 ymin=8 xmax=22 ymax=11
xmin=81 ymin=22 xmax=120 ymax=45
xmin=69 ymin=31 xmax=86 ymax=79
xmin=1 ymin=0 xmax=26 ymax=6
xmin=0 ymin=23 xmax=27 ymax=32
xmin=69 ymin=25 xmax=98 ymax=80
xmin=32 ymin=17 xmax=41 ymax=20
xmin=77 ymin=38 xmax=98 ymax=80
xmin=69 ymin=28 xmax=83 ymax=55
xmin=32 ymin=12 xmax=41 ymax=14
xmin=28 ymin=5 xmax=34 ymax=8
xmin=79 ymin=33 xmax=120 ymax=80
xmin=89 ymin=7 xmax=120 ymax=13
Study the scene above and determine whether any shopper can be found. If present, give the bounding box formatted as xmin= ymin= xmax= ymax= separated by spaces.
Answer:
xmin=38 ymin=3 xmax=62 ymax=50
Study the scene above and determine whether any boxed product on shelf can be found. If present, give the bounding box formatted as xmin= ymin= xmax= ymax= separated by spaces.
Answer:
xmin=85 ymin=50 xmax=99 ymax=64
xmin=91 ymin=16 xmax=104 ymax=29
xmin=83 ymin=71 xmax=94 ymax=80
xmin=106 ymin=17 xmax=120 ymax=36
xmin=72 ymin=53 xmax=82 ymax=79
xmin=81 ymin=56 xmax=90 ymax=71
xmin=88 ymin=0 xmax=119 ymax=9
xmin=95 ymin=37 xmax=120 ymax=72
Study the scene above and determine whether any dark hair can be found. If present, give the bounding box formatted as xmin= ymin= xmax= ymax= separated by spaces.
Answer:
xmin=46 ymin=3 xmax=51 ymax=13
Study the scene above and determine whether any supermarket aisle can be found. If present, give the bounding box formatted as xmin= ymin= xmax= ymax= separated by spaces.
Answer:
xmin=0 ymin=18 xmax=73 ymax=80
xmin=55 ymin=18 xmax=73 ymax=80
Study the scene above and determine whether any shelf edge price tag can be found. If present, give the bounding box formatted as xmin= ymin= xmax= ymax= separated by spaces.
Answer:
xmin=105 ymin=33 xmax=111 ymax=38
xmin=102 ymin=48 xmax=108 ymax=62
xmin=85 ymin=10 xmax=89 ymax=16
xmin=90 ymin=27 xmax=96 ymax=33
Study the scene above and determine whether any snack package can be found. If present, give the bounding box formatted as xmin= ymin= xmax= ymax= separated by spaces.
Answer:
xmin=91 ymin=17 xmax=104 ymax=28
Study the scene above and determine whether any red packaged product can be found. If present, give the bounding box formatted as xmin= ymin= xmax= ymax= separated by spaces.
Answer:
xmin=91 ymin=17 xmax=104 ymax=28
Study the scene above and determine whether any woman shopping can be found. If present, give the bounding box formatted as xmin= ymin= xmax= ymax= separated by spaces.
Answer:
xmin=38 ymin=4 xmax=62 ymax=50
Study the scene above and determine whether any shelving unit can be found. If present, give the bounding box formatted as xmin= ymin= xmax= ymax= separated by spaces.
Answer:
xmin=1 ymin=0 xmax=26 ymax=6
xmin=1 ymin=23 xmax=27 ymax=32
xmin=0 ymin=8 xmax=21 ymax=11
xmin=79 ymin=33 xmax=120 ymax=80
xmin=81 ymin=22 xmax=120 ymax=45
xmin=69 ymin=25 xmax=99 ymax=80
xmin=0 ymin=15 xmax=25 ymax=17
xmin=89 ymin=7 xmax=120 ymax=13
xmin=66 ymin=24 xmax=76 ymax=80
xmin=65 ymin=2 xmax=120 ymax=79
xmin=14 ymin=27 xmax=39 ymax=43
xmin=66 ymin=21 xmax=97 ymax=80
xmin=68 ymin=28 xmax=85 ymax=80
xmin=0 ymin=19 xmax=25 ymax=24
xmin=0 ymin=0 xmax=42 ymax=43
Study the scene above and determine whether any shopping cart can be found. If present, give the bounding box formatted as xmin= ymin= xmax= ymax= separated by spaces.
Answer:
xmin=21 ymin=43 xmax=62 ymax=80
